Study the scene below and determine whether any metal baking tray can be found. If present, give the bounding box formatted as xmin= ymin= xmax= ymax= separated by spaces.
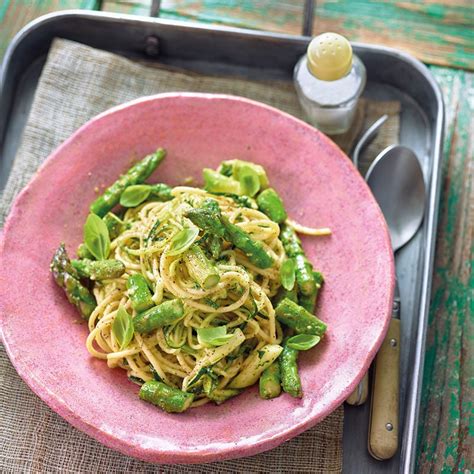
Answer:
xmin=0 ymin=10 xmax=444 ymax=474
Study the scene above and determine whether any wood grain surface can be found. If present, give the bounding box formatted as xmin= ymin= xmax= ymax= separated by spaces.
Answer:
xmin=0 ymin=1 xmax=472 ymax=472
xmin=0 ymin=0 xmax=99 ymax=59
xmin=416 ymin=66 xmax=473 ymax=473
xmin=152 ymin=0 xmax=474 ymax=69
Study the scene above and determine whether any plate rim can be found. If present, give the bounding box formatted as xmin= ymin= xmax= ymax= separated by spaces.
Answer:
xmin=0 ymin=92 xmax=395 ymax=463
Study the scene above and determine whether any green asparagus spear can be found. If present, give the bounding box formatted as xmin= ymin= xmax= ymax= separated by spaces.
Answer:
xmin=149 ymin=183 xmax=173 ymax=202
xmin=229 ymin=344 xmax=283 ymax=388
xmin=185 ymin=199 xmax=222 ymax=235
xmin=71 ymin=258 xmax=125 ymax=280
xmin=133 ymin=299 xmax=185 ymax=333
xmin=203 ymin=168 xmax=241 ymax=195
xmin=185 ymin=208 xmax=225 ymax=238
xmin=273 ymin=285 xmax=298 ymax=307
xmin=299 ymin=271 xmax=324 ymax=313
xmin=237 ymin=164 xmax=261 ymax=196
xmin=90 ymin=148 xmax=166 ymax=217
xmin=199 ymin=233 xmax=223 ymax=259
xmin=50 ymin=244 xmax=96 ymax=319
xmin=207 ymin=388 xmax=242 ymax=404
xmin=187 ymin=200 xmax=273 ymax=269
xmin=256 ymin=188 xmax=287 ymax=223
xmin=280 ymin=225 xmax=315 ymax=296
xmin=218 ymin=159 xmax=269 ymax=188
xmin=294 ymin=255 xmax=315 ymax=295
xmin=139 ymin=380 xmax=194 ymax=413
xmin=298 ymin=291 xmax=316 ymax=314
xmin=275 ymin=298 xmax=327 ymax=336
xmin=280 ymin=343 xmax=302 ymax=398
xmin=103 ymin=212 xmax=124 ymax=240
xmin=259 ymin=362 xmax=282 ymax=399
xmin=127 ymin=274 xmax=154 ymax=312
xmin=221 ymin=216 xmax=274 ymax=269
xmin=202 ymin=198 xmax=220 ymax=213
xmin=313 ymin=271 xmax=324 ymax=287
xmin=77 ymin=243 xmax=94 ymax=260
xmin=314 ymin=272 xmax=324 ymax=302
xmin=218 ymin=161 xmax=233 ymax=177
xmin=279 ymin=225 xmax=301 ymax=256
xmin=183 ymin=244 xmax=220 ymax=289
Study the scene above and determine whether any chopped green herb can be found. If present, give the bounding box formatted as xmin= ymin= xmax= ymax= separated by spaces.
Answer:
xmin=146 ymin=219 xmax=161 ymax=242
xmin=203 ymin=298 xmax=219 ymax=309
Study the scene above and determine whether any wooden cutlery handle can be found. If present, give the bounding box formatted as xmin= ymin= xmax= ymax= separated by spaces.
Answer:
xmin=368 ymin=318 xmax=400 ymax=460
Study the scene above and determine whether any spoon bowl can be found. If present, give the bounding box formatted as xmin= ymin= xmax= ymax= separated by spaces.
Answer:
xmin=365 ymin=145 xmax=425 ymax=251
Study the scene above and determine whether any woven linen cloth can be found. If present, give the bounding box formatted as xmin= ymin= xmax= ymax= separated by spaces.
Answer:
xmin=0 ymin=38 xmax=400 ymax=473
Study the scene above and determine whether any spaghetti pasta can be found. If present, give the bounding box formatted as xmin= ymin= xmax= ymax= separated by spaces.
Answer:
xmin=50 ymin=151 xmax=329 ymax=412
xmin=86 ymin=190 xmax=285 ymax=407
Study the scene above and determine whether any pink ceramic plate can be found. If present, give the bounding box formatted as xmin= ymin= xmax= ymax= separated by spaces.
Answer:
xmin=0 ymin=93 xmax=394 ymax=463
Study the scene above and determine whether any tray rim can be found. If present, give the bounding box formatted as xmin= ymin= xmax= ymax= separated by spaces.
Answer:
xmin=0 ymin=10 xmax=445 ymax=474
xmin=1 ymin=9 xmax=445 ymax=102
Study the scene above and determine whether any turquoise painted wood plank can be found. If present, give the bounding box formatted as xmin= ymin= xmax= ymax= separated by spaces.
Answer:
xmin=102 ymin=0 xmax=151 ymax=16
xmin=158 ymin=0 xmax=474 ymax=69
xmin=3 ymin=1 xmax=471 ymax=69
xmin=0 ymin=0 xmax=100 ymax=59
xmin=417 ymin=66 xmax=473 ymax=473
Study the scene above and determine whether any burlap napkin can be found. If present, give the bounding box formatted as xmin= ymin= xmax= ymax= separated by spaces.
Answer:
xmin=0 ymin=38 xmax=400 ymax=473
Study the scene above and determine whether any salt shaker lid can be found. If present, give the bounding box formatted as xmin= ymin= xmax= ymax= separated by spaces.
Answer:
xmin=307 ymin=32 xmax=353 ymax=81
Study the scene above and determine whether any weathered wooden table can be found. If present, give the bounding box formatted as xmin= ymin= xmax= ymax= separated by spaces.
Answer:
xmin=1 ymin=1 xmax=472 ymax=472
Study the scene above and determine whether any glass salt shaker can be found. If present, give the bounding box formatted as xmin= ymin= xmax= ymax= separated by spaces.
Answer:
xmin=294 ymin=32 xmax=366 ymax=135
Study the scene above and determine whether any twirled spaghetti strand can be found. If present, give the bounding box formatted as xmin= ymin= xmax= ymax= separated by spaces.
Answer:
xmin=86 ymin=190 xmax=285 ymax=406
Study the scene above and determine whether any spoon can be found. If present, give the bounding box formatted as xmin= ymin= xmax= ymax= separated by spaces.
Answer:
xmin=366 ymin=145 xmax=426 ymax=252
xmin=352 ymin=114 xmax=389 ymax=170
xmin=366 ymin=145 xmax=425 ymax=460
xmin=346 ymin=114 xmax=389 ymax=407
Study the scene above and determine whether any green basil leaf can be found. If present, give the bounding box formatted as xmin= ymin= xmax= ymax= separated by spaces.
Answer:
xmin=287 ymin=334 xmax=321 ymax=351
xmin=280 ymin=258 xmax=296 ymax=291
xmin=197 ymin=326 xmax=234 ymax=347
xmin=167 ymin=224 xmax=199 ymax=256
xmin=84 ymin=213 xmax=110 ymax=260
xmin=120 ymin=185 xmax=151 ymax=207
xmin=112 ymin=305 xmax=134 ymax=350
xmin=238 ymin=164 xmax=261 ymax=197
